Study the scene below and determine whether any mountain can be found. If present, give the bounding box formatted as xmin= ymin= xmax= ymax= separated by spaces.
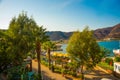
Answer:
xmin=94 ymin=23 xmax=120 ymax=40
xmin=107 ymin=24 xmax=120 ymax=39
xmin=94 ymin=27 xmax=113 ymax=40
xmin=47 ymin=23 xmax=120 ymax=41
xmin=1 ymin=23 xmax=120 ymax=41
xmin=46 ymin=31 xmax=73 ymax=41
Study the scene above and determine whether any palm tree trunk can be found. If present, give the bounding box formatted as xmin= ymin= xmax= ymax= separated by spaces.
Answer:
xmin=81 ymin=65 xmax=84 ymax=80
xmin=36 ymin=41 xmax=41 ymax=77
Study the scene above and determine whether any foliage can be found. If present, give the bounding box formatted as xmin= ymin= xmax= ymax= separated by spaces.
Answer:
xmin=42 ymin=41 xmax=56 ymax=69
xmin=6 ymin=64 xmax=29 ymax=80
xmin=32 ymin=73 xmax=42 ymax=80
xmin=41 ymin=60 xmax=48 ymax=67
xmin=42 ymin=41 xmax=56 ymax=51
xmin=105 ymin=58 xmax=113 ymax=66
xmin=7 ymin=12 xmax=39 ymax=63
xmin=6 ymin=64 xmax=41 ymax=80
xmin=98 ymin=62 xmax=113 ymax=70
xmin=67 ymin=27 xmax=102 ymax=80
xmin=0 ymin=31 xmax=14 ymax=72
xmin=54 ymin=66 xmax=62 ymax=74
xmin=67 ymin=27 xmax=101 ymax=67
xmin=0 ymin=12 xmax=48 ymax=79
xmin=100 ymin=47 xmax=110 ymax=58
xmin=114 ymin=56 xmax=120 ymax=62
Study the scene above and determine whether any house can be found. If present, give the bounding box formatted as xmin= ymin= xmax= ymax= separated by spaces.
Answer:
xmin=114 ymin=62 xmax=120 ymax=78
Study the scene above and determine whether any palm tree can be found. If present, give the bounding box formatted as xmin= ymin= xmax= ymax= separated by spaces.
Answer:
xmin=43 ymin=41 xmax=56 ymax=69
xmin=34 ymin=26 xmax=49 ymax=78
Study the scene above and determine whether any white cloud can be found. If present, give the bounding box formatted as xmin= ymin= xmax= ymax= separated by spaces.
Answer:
xmin=50 ymin=0 xmax=82 ymax=10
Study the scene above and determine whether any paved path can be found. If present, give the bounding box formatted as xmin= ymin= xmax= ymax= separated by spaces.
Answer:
xmin=32 ymin=60 xmax=67 ymax=80
xmin=85 ymin=66 xmax=119 ymax=80
xmin=32 ymin=60 xmax=119 ymax=80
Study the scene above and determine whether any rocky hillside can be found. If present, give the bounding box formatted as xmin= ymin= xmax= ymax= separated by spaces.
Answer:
xmin=94 ymin=27 xmax=113 ymax=40
xmin=46 ymin=31 xmax=73 ymax=41
xmin=107 ymin=24 xmax=120 ymax=38
xmin=47 ymin=23 xmax=120 ymax=41
xmin=94 ymin=23 xmax=120 ymax=40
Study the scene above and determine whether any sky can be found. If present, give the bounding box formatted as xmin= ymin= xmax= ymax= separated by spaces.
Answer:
xmin=0 ymin=0 xmax=120 ymax=32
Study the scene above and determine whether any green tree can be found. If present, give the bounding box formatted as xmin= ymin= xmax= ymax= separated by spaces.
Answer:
xmin=0 ymin=31 xmax=14 ymax=73
xmin=7 ymin=13 xmax=37 ymax=64
xmin=34 ymin=26 xmax=49 ymax=77
xmin=6 ymin=12 xmax=48 ymax=78
xmin=67 ymin=27 xmax=102 ymax=80
xmin=100 ymin=47 xmax=110 ymax=58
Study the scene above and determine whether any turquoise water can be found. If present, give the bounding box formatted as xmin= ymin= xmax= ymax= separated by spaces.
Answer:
xmin=98 ymin=40 xmax=120 ymax=56
xmin=60 ymin=40 xmax=120 ymax=56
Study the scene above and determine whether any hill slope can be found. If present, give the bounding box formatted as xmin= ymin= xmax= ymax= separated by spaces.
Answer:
xmin=47 ymin=23 xmax=120 ymax=41
xmin=46 ymin=31 xmax=73 ymax=41
xmin=107 ymin=24 xmax=120 ymax=38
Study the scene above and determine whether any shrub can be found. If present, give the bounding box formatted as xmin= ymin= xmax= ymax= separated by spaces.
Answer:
xmin=41 ymin=60 xmax=48 ymax=67
xmin=98 ymin=62 xmax=113 ymax=70
xmin=71 ymin=72 xmax=77 ymax=77
xmin=105 ymin=58 xmax=113 ymax=66
xmin=114 ymin=57 xmax=120 ymax=62
xmin=54 ymin=66 xmax=62 ymax=73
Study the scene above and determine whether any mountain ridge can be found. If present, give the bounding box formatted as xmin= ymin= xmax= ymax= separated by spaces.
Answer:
xmin=47 ymin=23 xmax=120 ymax=41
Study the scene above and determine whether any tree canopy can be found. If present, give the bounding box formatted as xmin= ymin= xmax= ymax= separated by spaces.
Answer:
xmin=67 ymin=27 xmax=103 ymax=79
xmin=0 ymin=12 xmax=48 ymax=73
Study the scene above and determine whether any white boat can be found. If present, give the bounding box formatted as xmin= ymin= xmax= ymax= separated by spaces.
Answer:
xmin=113 ymin=49 xmax=120 ymax=56
xmin=113 ymin=40 xmax=120 ymax=56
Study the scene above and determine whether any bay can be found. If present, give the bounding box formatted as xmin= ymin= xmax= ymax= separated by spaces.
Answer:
xmin=60 ymin=40 xmax=120 ymax=57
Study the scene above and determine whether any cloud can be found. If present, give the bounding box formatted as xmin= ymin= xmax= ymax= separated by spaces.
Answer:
xmin=50 ymin=0 xmax=82 ymax=10
xmin=60 ymin=0 xmax=74 ymax=8
xmin=60 ymin=0 xmax=82 ymax=9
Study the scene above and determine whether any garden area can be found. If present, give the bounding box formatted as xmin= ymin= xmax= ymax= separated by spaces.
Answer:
xmin=40 ymin=52 xmax=84 ymax=79
xmin=97 ymin=56 xmax=120 ymax=74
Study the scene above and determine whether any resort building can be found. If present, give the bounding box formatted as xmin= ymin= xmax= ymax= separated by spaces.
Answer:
xmin=114 ymin=62 xmax=120 ymax=78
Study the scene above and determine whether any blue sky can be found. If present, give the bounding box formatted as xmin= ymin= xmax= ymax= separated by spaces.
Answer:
xmin=0 ymin=0 xmax=120 ymax=31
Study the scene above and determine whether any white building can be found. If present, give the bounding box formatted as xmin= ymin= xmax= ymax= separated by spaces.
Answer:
xmin=114 ymin=62 xmax=120 ymax=74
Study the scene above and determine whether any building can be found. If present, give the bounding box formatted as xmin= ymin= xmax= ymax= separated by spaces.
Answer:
xmin=114 ymin=62 xmax=120 ymax=78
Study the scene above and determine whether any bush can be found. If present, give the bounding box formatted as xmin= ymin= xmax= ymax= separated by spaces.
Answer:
xmin=114 ymin=57 xmax=120 ymax=62
xmin=98 ymin=62 xmax=113 ymax=70
xmin=105 ymin=58 xmax=113 ymax=66
xmin=54 ymin=66 xmax=62 ymax=73
xmin=71 ymin=72 xmax=77 ymax=77
xmin=61 ymin=69 xmax=65 ymax=74
xmin=7 ymin=65 xmax=29 ymax=80
xmin=33 ymin=73 xmax=42 ymax=80
xmin=41 ymin=60 xmax=48 ymax=66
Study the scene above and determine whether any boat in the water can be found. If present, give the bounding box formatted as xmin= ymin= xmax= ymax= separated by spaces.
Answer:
xmin=113 ymin=40 xmax=120 ymax=56
xmin=113 ymin=49 xmax=120 ymax=56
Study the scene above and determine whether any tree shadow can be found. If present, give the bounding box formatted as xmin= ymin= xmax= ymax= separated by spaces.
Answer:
xmin=84 ymin=69 xmax=119 ymax=80
xmin=64 ymin=76 xmax=73 ymax=80
xmin=32 ymin=68 xmax=55 ymax=80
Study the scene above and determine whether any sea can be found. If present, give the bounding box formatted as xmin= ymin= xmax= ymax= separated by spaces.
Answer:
xmin=60 ymin=40 xmax=120 ymax=57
